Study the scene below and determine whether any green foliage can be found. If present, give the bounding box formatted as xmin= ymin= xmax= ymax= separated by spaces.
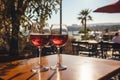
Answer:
xmin=79 ymin=27 xmax=92 ymax=40
xmin=0 ymin=0 xmax=60 ymax=32
xmin=24 ymin=0 xmax=60 ymax=29
xmin=81 ymin=33 xmax=94 ymax=40
xmin=79 ymin=27 xmax=91 ymax=33
xmin=81 ymin=34 xmax=90 ymax=40
xmin=0 ymin=0 xmax=60 ymax=55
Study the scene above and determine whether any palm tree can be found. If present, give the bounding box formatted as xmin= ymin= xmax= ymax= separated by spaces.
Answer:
xmin=77 ymin=9 xmax=92 ymax=36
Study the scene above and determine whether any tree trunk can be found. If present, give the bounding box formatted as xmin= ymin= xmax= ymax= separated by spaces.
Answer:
xmin=9 ymin=20 xmax=19 ymax=56
xmin=9 ymin=7 xmax=20 ymax=56
xmin=9 ymin=21 xmax=19 ymax=56
xmin=9 ymin=36 xmax=19 ymax=56
xmin=84 ymin=18 xmax=87 ymax=37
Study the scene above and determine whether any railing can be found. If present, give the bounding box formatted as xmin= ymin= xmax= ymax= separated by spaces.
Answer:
xmin=71 ymin=40 xmax=120 ymax=59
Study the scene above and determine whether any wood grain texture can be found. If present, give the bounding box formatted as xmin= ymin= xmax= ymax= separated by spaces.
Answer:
xmin=0 ymin=54 xmax=120 ymax=80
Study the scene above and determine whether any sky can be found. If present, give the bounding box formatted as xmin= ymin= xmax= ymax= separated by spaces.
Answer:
xmin=47 ymin=0 xmax=120 ymax=26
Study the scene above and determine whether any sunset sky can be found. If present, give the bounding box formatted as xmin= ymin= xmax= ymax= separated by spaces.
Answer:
xmin=47 ymin=0 xmax=120 ymax=26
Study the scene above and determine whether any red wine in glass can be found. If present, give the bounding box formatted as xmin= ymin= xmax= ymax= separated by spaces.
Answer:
xmin=30 ymin=33 xmax=51 ymax=47
xmin=51 ymin=34 xmax=68 ymax=47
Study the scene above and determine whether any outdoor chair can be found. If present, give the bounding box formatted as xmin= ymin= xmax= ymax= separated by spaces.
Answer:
xmin=71 ymin=41 xmax=88 ymax=55
xmin=75 ymin=41 xmax=89 ymax=55
xmin=71 ymin=41 xmax=99 ymax=57
xmin=99 ymin=41 xmax=111 ymax=59
xmin=112 ymin=43 xmax=120 ymax=58
xmin=102 ymin=35 xmax=110 ymax=41
xmin=71 ymin=41 xmax=79 ymax=55
xmin=88 ymin=43 xmax=99 ymax=57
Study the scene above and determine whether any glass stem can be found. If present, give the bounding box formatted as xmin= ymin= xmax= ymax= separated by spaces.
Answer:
xmin=38 ymin=48 xmax=41 ymax=66
xmin=57 ymin=47 xmax=62 ymax=66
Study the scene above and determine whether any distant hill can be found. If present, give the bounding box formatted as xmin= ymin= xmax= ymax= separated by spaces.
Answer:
xmin=67 ymin=24 xmax=82 ymax=31
xmin=67 ymin=23 xmax=120 ymax=31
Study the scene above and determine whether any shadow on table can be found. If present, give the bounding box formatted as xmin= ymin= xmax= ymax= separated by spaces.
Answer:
xmin=0 ymin=62 xmax=20 ymax=76
xmin=8 ymin=72 xmax=26 ymax=80
xmin=0 ymin=78 xmax=4 ymax=80
xmin=0 ymin=55 xmax=36 ymax=63
xmin=0 ymin=61 xmax=27 ymax=80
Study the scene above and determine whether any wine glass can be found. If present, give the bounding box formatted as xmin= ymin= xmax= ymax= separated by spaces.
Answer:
xmin=30 ymin=23 xmax=50 ymax=72
xmin=50 ymin=24 xmax=68 ymax=70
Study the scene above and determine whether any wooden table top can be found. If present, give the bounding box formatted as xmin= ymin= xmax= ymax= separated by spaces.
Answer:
xmin=0 ymin=54 xmax=120 ymax=80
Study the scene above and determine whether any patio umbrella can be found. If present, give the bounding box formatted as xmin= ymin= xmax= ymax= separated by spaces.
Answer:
xmin=94 ymin=0 xmax=120 ymax=13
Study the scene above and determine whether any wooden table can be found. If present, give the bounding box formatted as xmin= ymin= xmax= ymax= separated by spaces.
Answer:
xmin=0 ymin=54 xmax=120 ymax=80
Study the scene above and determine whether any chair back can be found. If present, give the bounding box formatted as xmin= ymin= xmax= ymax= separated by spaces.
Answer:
xmin=99 ymin=41 xmax=111 ymax=51
xmin=112 ymin=43 xmax=120 ymax=50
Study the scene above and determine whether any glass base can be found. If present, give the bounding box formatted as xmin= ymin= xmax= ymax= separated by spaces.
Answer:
xmin=31 ymin=66 xmax=49 ymax=72
xmin=50 ymin=64 xmax=67 ymax=71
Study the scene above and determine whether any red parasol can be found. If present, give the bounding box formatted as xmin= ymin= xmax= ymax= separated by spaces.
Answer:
xmin=94 ymin=0 xmax=120 ymax=13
